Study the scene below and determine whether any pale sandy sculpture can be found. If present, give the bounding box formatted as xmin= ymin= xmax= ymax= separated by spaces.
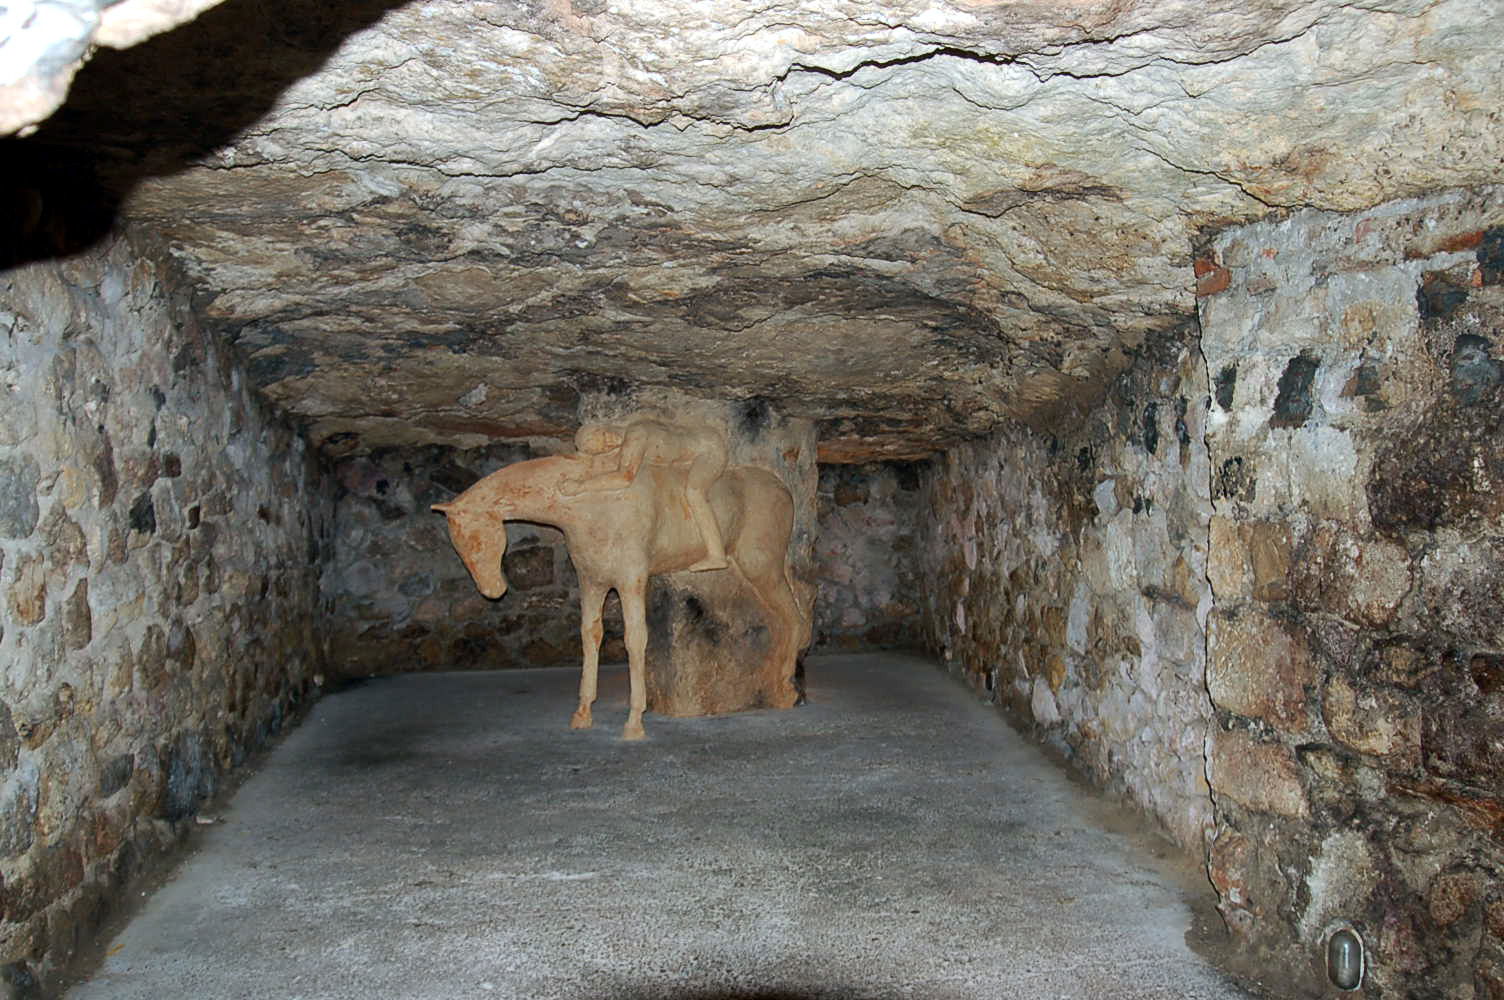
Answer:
xmin=432 ymin=423 xmax=806 ymax=740
xmin=567 ymin=416 xmax=730 ymax=571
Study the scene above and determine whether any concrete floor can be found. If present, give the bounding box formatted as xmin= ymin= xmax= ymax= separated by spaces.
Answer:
xmin=70 ymin=653 xmax=1253 ymax=999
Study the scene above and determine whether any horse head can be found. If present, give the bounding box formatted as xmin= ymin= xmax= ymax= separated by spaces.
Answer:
xmin=431 ymin=502 xmax=509 ymax=599
xmin=432 ymin=454 xmax=591 ymax=600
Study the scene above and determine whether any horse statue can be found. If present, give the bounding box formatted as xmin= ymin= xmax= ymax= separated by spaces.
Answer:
xmin=432 ymin=452 xmax=808 ymax=740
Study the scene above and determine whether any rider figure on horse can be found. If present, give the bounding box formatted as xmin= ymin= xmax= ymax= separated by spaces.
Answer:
xmin=565 ymin=415 xmax=731 ymax=572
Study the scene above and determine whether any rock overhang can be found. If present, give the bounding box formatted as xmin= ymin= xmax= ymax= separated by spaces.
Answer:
xmin=9 ymin=0 xmax=1504 ymax=461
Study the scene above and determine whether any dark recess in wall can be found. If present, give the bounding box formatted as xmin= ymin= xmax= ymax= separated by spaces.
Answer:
xmin=1270 ymin=353 xmax=1318 ymax=428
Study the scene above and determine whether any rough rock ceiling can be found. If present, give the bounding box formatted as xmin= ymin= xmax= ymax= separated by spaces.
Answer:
xmin=13 ymin=0 xmax=1504 ymax=460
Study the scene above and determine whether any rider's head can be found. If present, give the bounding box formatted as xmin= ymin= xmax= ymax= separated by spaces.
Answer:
xmin=576 ymin=423 xmax=624 ymax=455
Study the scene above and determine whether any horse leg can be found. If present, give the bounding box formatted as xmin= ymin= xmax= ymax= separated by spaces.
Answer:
xmin=571 ymin=578 xmax=608 ymax=730
xmin=619 ymin=577 xmax=649 ymax=740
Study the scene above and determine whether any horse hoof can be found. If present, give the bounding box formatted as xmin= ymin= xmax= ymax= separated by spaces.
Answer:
xmin=622 ymin=722 xmax=646 ymax=741
xmin=570 ymin=710 xmax=593 ymax=730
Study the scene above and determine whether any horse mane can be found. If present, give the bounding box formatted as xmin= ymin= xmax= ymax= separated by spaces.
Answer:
xmin=446 ymin=452 xmax=587 ymax=513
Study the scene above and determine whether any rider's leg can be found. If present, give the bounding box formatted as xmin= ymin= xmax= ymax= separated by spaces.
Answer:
xmin=686 ymin=452 xmax=728 ymax=571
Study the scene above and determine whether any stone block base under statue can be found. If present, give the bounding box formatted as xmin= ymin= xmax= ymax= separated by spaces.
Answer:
xmin=645 ymin=571 xmax=804 ymax=718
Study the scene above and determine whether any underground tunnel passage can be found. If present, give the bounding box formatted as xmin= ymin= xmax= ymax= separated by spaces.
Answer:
xmin=2 ymin=0 xmax=1504 ymax=996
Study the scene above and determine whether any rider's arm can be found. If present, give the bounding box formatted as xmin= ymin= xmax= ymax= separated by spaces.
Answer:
xmin=571 ymin=433 xmax=645 ymax=493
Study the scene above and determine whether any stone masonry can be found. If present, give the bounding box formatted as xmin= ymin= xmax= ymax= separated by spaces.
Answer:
xmin=327 ymin=443 xmax=599 ymax=676
xmin=813 ymin=462 xmax=925 ymax=652
xmin=0 ymin=231 xmax=332 ymax=993
xmin=1199 ymin=186 xmax=1504 ymax=997
xmin=916 ymin=327 xmax=1215 ymax=853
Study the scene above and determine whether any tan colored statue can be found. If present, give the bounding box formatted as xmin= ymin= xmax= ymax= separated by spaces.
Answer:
xmin=432 ymin=430 xmax=806 ymax=740
xmin=566 ymin=416 xmax=729 ymax=571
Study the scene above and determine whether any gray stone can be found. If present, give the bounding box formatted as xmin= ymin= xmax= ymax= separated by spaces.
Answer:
xmin=500 ymin=547 xmax=553 ymax=592
xmin=135 ymin=624 xmax=168 ymax=691
xmin=0 ymin=704 xmax=16 ymax=770
xmin=61 ymin=578 xmax=90 ymax=650
xmin=814 ymin=463 xmax=923 ymax=651
xmin=0 ymin=455 xmax=40 ymax=538
xmin=0 ymin=960 xmax=39 ymax=1000
xmin=96 ymin=753 xmax=134 ymax=798
xmin=1200 ymin=193 xmax=1504 ymax=996
xmin=166 ymin=620 xmax=194 ymax=668
xmin=127 ymin=490 xmax=156 ymax=534
xmin=7 ymin=553 xmax=46 ymax=626
xmin=0 ymin=772 xmax=37 ymax=858
xmin=1270 ymin=354 xmax=1319 ymax=428
xmin=0 ymin=234 xmax=333 ymax=991
xmin=39 ymin=504 xmax=86 ymax=569
xmin=157 ymin=729 xmax=212 ymax=822
xmin=0 ymin=0 xmax=229 ymax=134
xmin=914 ymin=331 xmax=1214 ymax=852
xmin=395 ymin=573 xmax=432 ymax=598
xmin=1451 ymin=334 xmax=1500 ymax=406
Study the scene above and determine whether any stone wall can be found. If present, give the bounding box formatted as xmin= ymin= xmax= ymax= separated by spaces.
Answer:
xmin=915 ymin=328 xmax=1215 ymax=852
xmin=0 ymin=231 xmax=332 ymax=991
xmin=1198 ymin=188 xmax=1504 ymax=997
xmin=330 ymin=450 xmax=923 ymax=676
xmin=327 ymin=443 xmax=622 ymax=675
xmin=813 ymin=462 xmax=924 ymax=651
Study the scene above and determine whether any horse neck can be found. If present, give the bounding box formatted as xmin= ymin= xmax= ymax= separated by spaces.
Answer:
xmin=466 ymin=456 xmax=582 ymax=531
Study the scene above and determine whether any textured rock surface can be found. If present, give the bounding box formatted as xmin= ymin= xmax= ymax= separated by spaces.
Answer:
xmin=14 ymin=0 xmax=1504 ymax=460
xmin=0 ymin=230 xmax=331 ymax=991
xmin=1199 ymin=187 xmax=1504 ymax=998
xmin=4 ymin=1 xmax=1504 ymax=993
xmin=0 ymin=0 xmax=227 ymax=135
xmin=813 ymin=463 xmax=925 ymax=651
xmin=327 ymin=443 xmax=597 ymax=676
xmin=916 ymin=327 xmax=1214 ymax=852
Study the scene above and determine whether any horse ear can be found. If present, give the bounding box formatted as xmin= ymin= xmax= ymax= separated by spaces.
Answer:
xmin=431 ymin=502 xmax=453 ymax=514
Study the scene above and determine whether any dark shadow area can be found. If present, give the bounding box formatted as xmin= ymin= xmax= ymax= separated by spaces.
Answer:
xmin=2 ymin=0 xmax=414 ymax=266
xmin=0 ymin=143 xmax=119 ymax=267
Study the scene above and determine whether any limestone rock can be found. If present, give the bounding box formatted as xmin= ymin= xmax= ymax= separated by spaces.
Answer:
xmin=915 ymin=332 xmax=1215 ymax=852
xmin=8 ymin=554 xmax=46 ymax=626
xmin=1321 ymin=673 xmax=1418 ymax=761
xmin=813 ymin=463 xmax=923 ymax=650
xmin=1208 ymin=729 xmax=1309 ymax=820
xmin=1200 ymin=195 xmax=1504 ymax=996
xmin=1207 ymin=608 xmax=1314 ymax=730
xmin=1428 ymin=871 xmax=1483 ymax=928
xmin=502 ymin=546 xmax=554 ymax=592
xmin=13 ymin=0 xmax=1504 ymax=459
xmin=1291 ymin=523 xmax=1412 ymax=628
xmin=0 ymin=0 xmax=228 ymax=135
xmin=61 ymin=578 xmax=90 ymax=651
